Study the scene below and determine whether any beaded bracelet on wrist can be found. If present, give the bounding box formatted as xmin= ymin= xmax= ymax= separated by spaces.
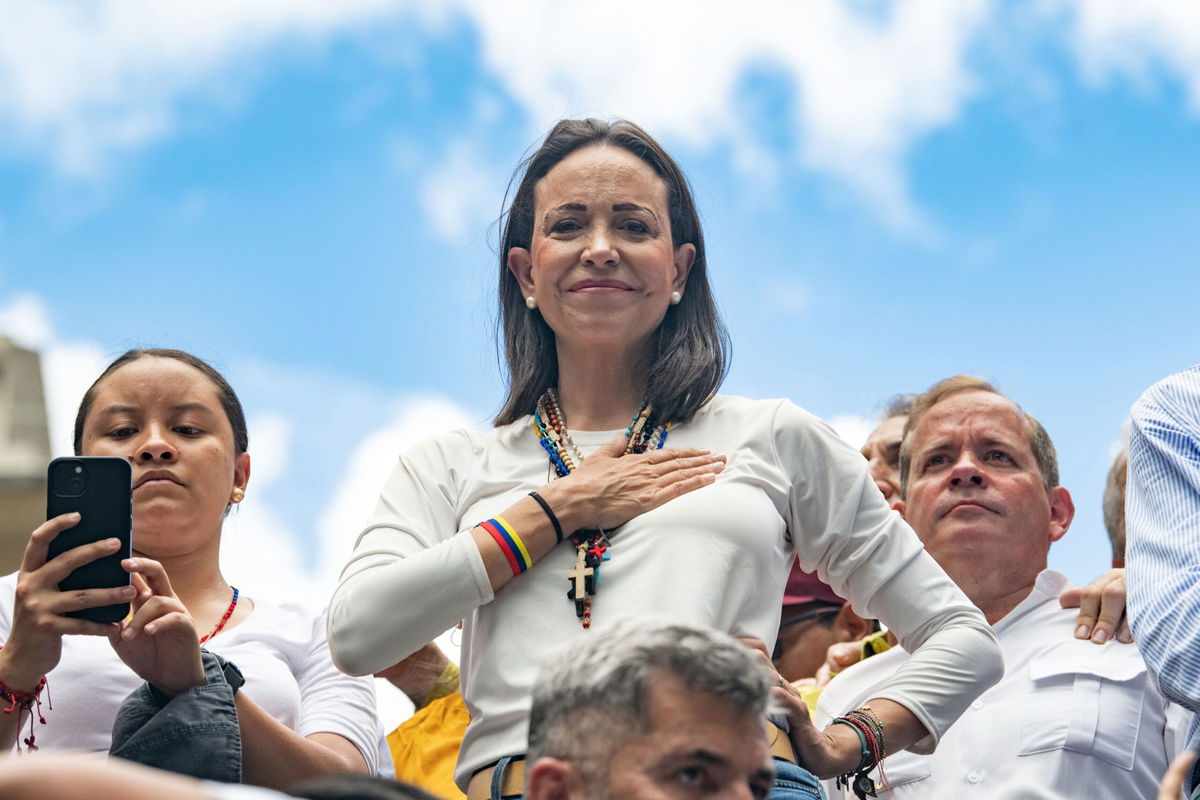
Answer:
xmin=0 ymin=662 xmax=50 ymax=751
xmin=832 ymin=706 xmax=889 ymax=799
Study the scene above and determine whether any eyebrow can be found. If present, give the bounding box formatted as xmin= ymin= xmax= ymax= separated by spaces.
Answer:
xmin=659 ymin=749 xmax=727 ymax=769
xmin=918 ymin=435 xmax=1019 ymax=457
xmin=94 ymin=403 xmax=215 ymax=417
xmin=543 ymin=202 xmax=659 ymax=220
xmin=612 ymin=202 xmax=658 ymax=219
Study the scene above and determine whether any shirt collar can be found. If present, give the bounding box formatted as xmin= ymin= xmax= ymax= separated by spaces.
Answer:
xmin=991 ymin=569 xmax=1069 ymax=633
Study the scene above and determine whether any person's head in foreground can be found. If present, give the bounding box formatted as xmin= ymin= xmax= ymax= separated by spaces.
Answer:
xmin=525 ymin=621 xmax=774 ymax=800
xmin=897 ymin=375 xmax=1074 ymax=623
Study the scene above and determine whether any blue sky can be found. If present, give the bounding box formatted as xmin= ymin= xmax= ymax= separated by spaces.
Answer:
xmin=2 ymin=0 xmax=1199 ymax=608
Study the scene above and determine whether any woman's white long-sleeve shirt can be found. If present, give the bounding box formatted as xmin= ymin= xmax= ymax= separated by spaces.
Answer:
xmin=329 ymin=395 xmax=1002 ymax=785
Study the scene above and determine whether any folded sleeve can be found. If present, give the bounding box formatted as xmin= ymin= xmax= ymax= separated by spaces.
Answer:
xmin=296 ymin=610 xmax=381 ymax=774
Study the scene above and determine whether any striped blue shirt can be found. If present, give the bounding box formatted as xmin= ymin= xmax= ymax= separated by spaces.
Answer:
xmin=1127 ymin=364 xmax=1200 ymax=775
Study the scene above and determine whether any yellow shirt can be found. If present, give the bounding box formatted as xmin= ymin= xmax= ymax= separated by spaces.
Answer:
xmin=387 ymin=691 xmax=470 ymax=800
xmin=797 ymin=629 xmax=895 ymax=715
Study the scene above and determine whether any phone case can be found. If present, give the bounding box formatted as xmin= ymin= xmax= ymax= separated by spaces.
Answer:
xmin=46 ymin=457 xmax=132 ymax=623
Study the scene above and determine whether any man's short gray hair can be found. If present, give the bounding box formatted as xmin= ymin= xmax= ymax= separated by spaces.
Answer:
xmin=527 ymin=621 xmax=770 ymax=780
xmin=1103 ymin=447 xmax=1128 ymax=562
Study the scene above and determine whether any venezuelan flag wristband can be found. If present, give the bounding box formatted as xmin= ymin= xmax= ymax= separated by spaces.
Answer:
xmin=479 ymin=516 xmax=532 ymax=576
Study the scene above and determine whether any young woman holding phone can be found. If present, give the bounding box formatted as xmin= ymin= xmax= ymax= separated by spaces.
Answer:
xmin=0 ymin=349 xmax=379 ymax=788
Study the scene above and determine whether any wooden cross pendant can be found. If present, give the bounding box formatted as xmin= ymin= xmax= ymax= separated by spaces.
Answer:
xmin=566 ymin=546 xmax=595 ymax=619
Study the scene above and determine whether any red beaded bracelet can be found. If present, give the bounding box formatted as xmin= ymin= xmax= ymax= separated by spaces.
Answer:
xmin=0 ymin=649 xmax=51 ymax=751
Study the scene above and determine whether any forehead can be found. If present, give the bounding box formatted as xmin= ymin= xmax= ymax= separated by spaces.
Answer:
xmin=642 ymin=677 xmax=768 ymax=760
xmin=90 ymin=357 xmax=222 ymax=408
xmin=911 ymin=391 xmax=1032 ymax=452
xmin=534 ymin=145 xmax=668 ymax=211
xmin=865 ymin=415 xmax=906 ymax=449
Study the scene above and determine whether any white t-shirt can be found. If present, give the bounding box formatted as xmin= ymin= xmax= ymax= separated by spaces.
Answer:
xmin=815 ymin=570 xmax=1182 ymax=799
xmin=329 ymin=395 xmax=1003 ymax=785
xmin=0 ymin=574 xmax=379 ymax=774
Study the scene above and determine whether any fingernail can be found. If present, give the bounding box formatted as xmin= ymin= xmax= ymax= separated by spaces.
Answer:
xmin=1092 ymin=628 xmax=1108 ymax=644
xmin=145 ymin=623 xmax=156 ymax=634
xmin=106 ymin=538 xmax=121 ymax=548
xmin=121 ymin=586 xmax=136 ymax=598
xmin=122 ymin=627 xmax=135 ymax=640
xmin=1074 ymin=624 xmax=1090 ymax=639
xmin=1119 ymin=627 xmax=1134 ymax=643
xmin=69 ymin=512 xmax=81 ymax=520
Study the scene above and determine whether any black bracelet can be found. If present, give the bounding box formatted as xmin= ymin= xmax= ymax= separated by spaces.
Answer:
xmin=528 ymin=491 xmax=564 ymax=543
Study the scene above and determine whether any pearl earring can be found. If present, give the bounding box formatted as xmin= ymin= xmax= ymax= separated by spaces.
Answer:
xmin=525 ymin=296 xmax=537 ymax=310
xmin=669 ymin=291 xmax=682 ymax=305
xmin=230 ymin=487 xmax=245 ymax=503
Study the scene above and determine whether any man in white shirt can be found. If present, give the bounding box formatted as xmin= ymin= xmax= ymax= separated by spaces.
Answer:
xmin=816 ymin=375 xmax=1179 ymax=799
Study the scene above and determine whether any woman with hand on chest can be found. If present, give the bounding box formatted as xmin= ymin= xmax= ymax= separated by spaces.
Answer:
xmin=329 ymin=119 xmax=1002 ymax=800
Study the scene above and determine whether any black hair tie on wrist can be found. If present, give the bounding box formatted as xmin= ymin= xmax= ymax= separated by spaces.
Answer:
xmin=528 ymin=491 xmax=564 ymax=543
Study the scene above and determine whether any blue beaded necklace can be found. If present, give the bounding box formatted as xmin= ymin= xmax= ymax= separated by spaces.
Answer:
xmin=532 ymin=389 xmax=670 ymax=627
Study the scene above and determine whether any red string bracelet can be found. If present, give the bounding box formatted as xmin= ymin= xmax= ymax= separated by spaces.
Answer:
xmin=0 ymin=660 xmax=50 ymax=751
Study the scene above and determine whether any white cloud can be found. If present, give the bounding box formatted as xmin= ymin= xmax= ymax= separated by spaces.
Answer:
xmin=827 ymin=413 xmax=875 ymax=450
xmin=418 ymin=140 xmax=506 ymax=244
xmin=1067 ymin=0 xmax=1200 ymax=112
xmin=222 ymin=496 xmax=317 ymax=609
xmin=244 ymin=412 xmax=291 ymax=490
xmin=316 ymin=394 xmax=478 ymax=590
xmin=0 ymin=291 xmax=54 ymax=349
xmin=456 ymin=0 xmax=990 ymax=232
xmin=40 ymin=340 xmax=110 ymax=457
xmin=1 ymin=0 xmax=991 ymax=230
xmin=0 ymin=0 xmax=435 ymax=175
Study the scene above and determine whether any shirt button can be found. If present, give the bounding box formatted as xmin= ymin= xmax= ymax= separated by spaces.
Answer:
xmin=971 ymin=700 xmax=984 ymax=710
xmin=967 ymin=772 xmax=981 ymax=784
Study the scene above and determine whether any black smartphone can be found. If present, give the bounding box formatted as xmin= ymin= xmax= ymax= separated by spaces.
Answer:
xmin=45 ymin=457 xmax=132 ymax=623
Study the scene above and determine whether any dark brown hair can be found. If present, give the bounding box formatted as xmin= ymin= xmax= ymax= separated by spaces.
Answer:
xmin=898 ymin=375 xmax=1059 ymax=496
xmin=494 ymin=118 xmax=729 ymax=426
xmin=73 ymin=348 xmax=249 ymax=456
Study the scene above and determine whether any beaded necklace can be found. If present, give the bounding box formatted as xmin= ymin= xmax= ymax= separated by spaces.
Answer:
xmin=533 ymin=388 xmax=669 ymax=628
xmin=199 ymin=586 xmax=240 ymax=644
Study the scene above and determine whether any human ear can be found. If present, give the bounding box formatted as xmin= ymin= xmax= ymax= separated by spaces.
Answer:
xmin=508 ymin=247 xmax=536 ymax=297
xmin=233 ymin=452 xmax=250 ymax=494
xmin=1047 ymin=486 xmax=1074 ymax=543
xmin=526 ymin=757 xmax=585 ymax=800
xmin=672 ymin=243 xmax=695 ymax=293
xmin=832 ymin=604 xmax=875 ymax=643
